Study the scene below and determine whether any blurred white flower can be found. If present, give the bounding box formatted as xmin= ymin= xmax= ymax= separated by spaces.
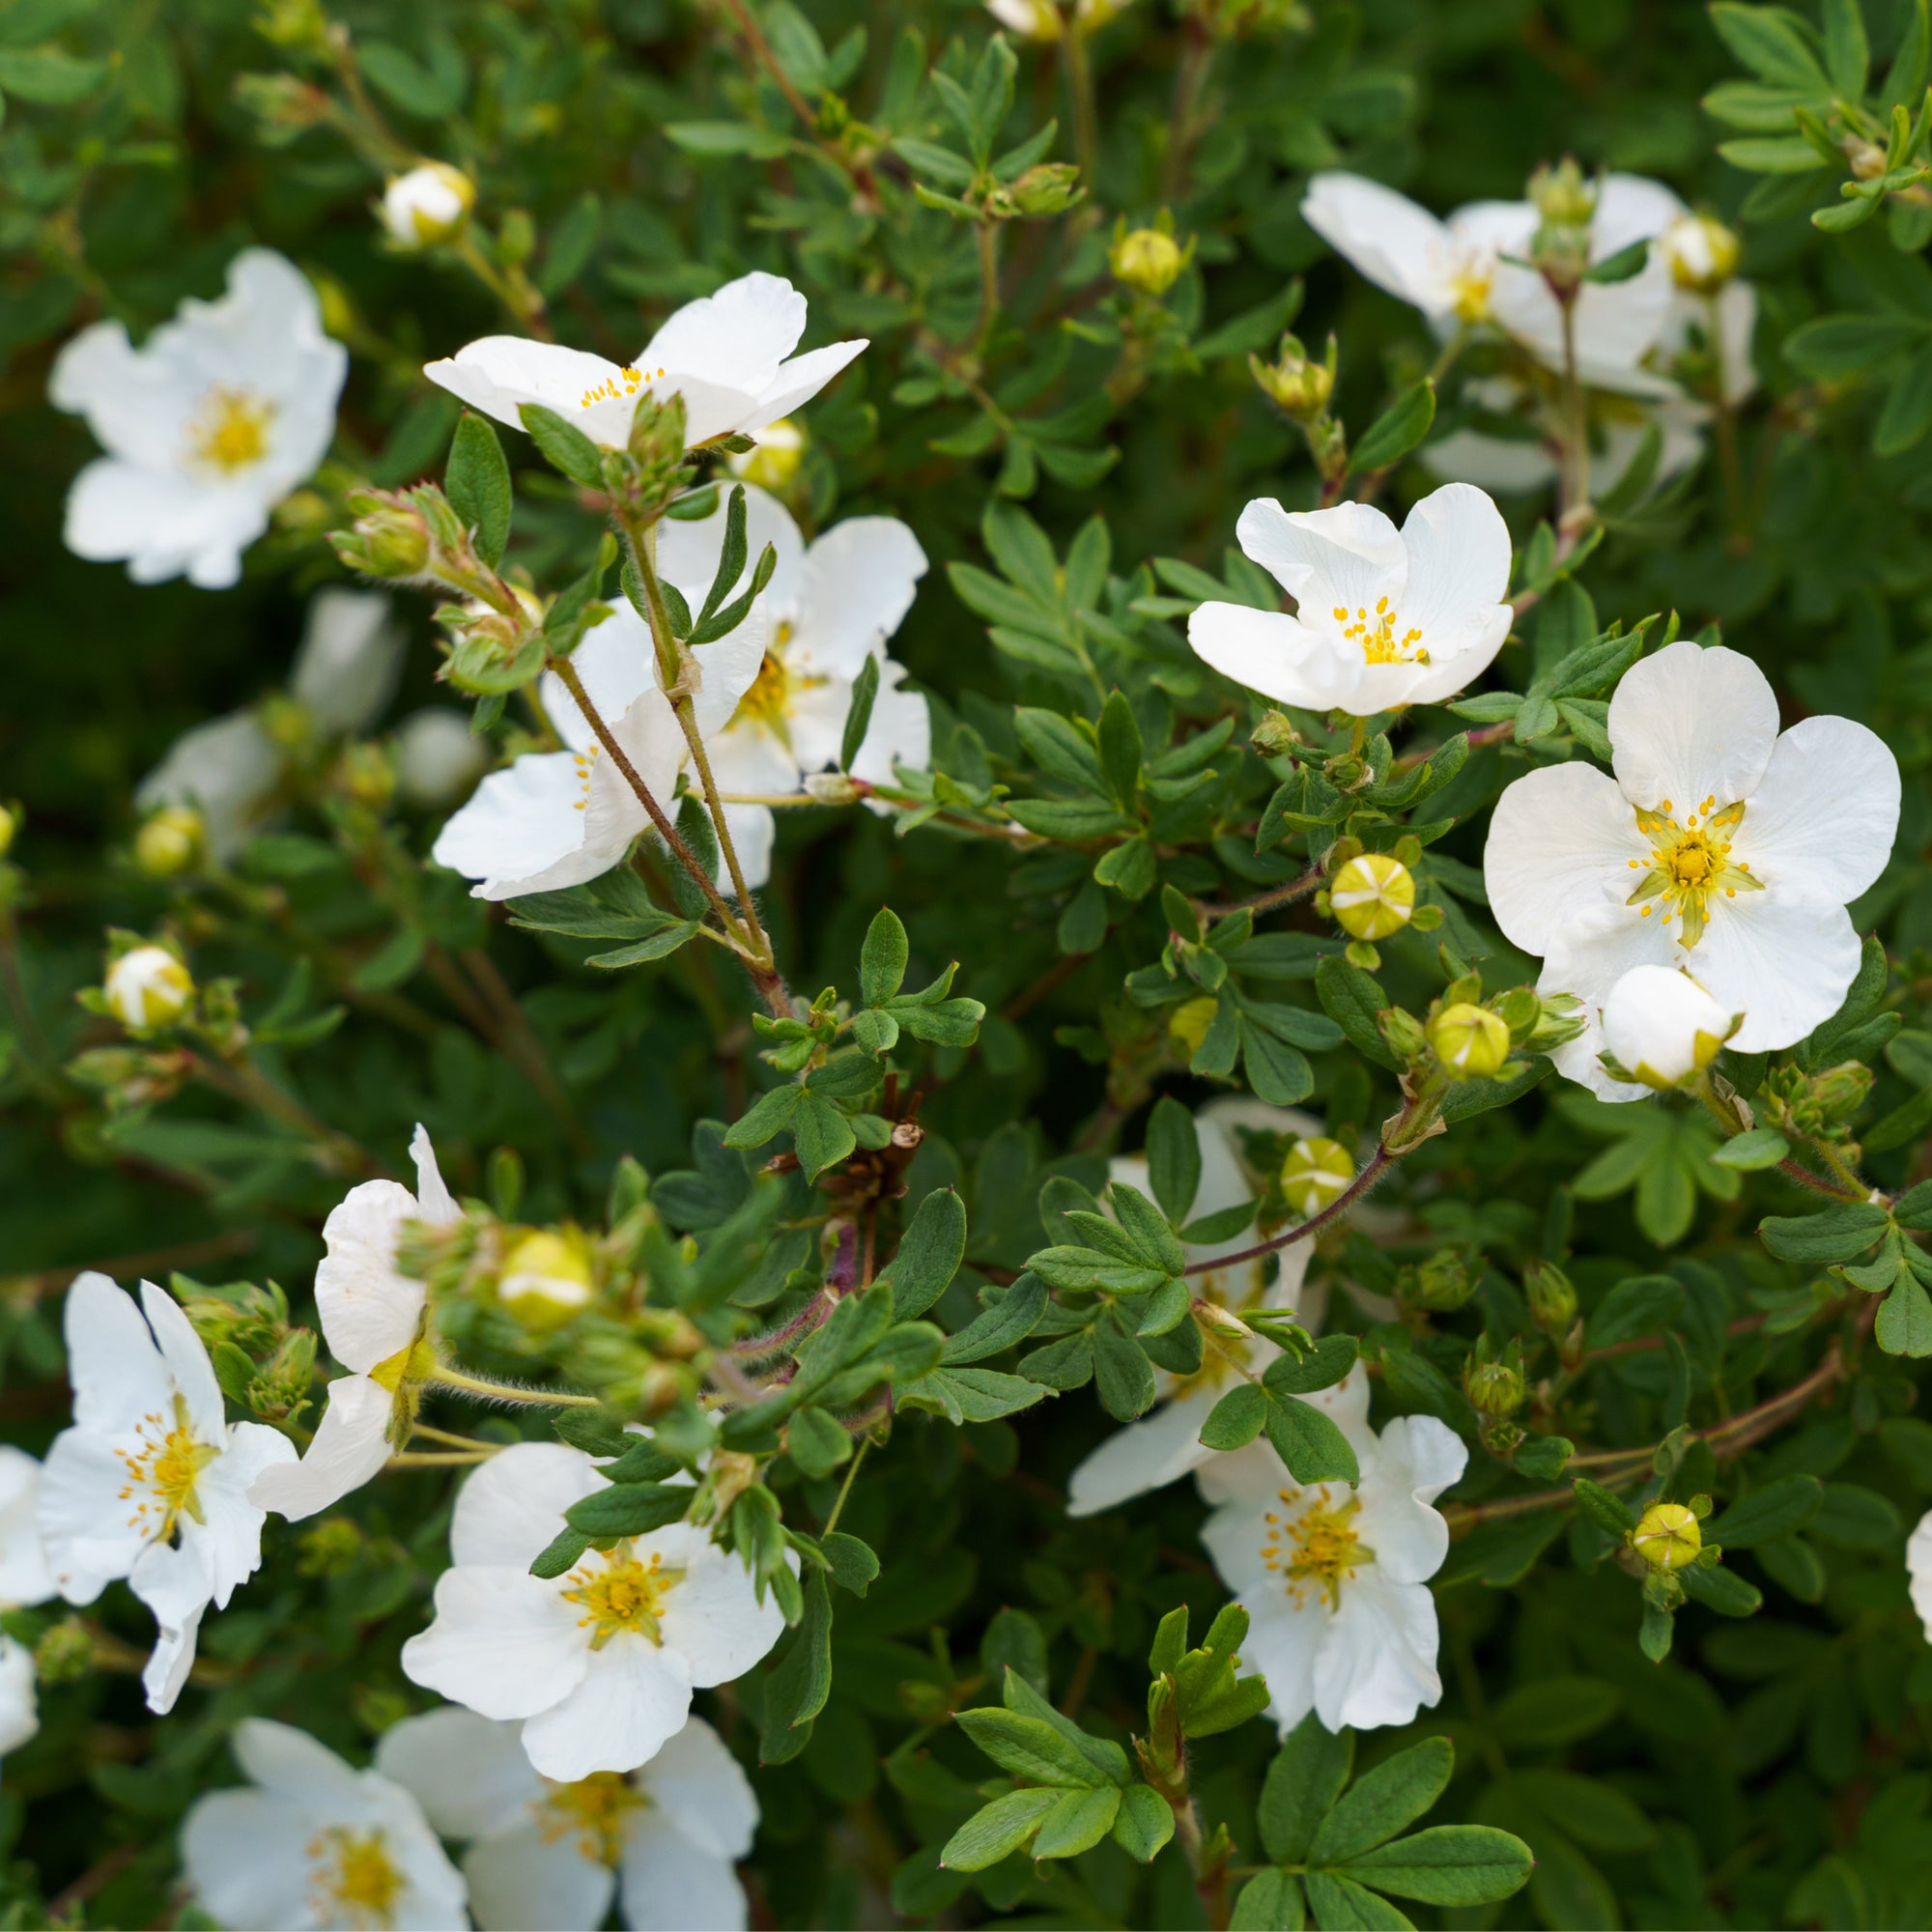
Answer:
xmin=136 ymin=712 xmax=283 ymax=864
xmin=401 ymin=1443 xmax=788 ymax=1780
xmin=0 ymin=1638 xmax=34 ymax=1761
xmin=377 ymin=1707 xmax=757 ymax=1932
xmin=50 ymin=249 xmax=346 ymax=588
xmin=382 ymin=162 xmax=475 ymax=248
xmin=724 ymin=416 xmax=804 ymax=492
xmin=430 ymin=594 xmax=765 ymax=900
xmin=1601 ymin=964 xmax=1737 ymax=1094
xmin=182 ymin=1718 xmax=468 ymax=1932
xmin=395 ymin=710 xmax=489 ymax=808
xmin=426 ymin=272 xmax=866 ymax=452
xmin=1068 ymin=1099 xmax=1320 ymax=1520
xmin=1485 ymin=640 xmax=1900 ymax=1100
xmin=656 ymin=485 xmax=929 ymax=890
xmin=1198 ymin=1366 xmax=1465 ymax=1734
xmin=104 ymin=945 xmax=194 ymax=1030
xmin=251 ymin=1127 xmax=458 ymax=1523
xmin=1910 ymin=1512 xmax=1932 ymax=1642
xmin=983 ymin=0 xmax=1128 ymax=39
xmin=1188 ymin=482 xmax=1512 ymax=716
xmin=38 ymin=1274 xmax=295 ymax=1713
xmin=0 ymin=1446 xmax=56 ymax=1765
xmin=291 ymin=588 xmax=406 ymax=737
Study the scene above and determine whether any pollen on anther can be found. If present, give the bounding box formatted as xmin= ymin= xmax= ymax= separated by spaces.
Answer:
xmin=1661 ymin=800 xmax=1673 ymax=813
xmin=1640 ymin=906 xmax=1653 ymax=917
xmin=1332 ymin=607 xmax=1347 ymax=620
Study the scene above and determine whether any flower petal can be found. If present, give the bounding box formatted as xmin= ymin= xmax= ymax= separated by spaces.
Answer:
xmin=62 ymin=1272 xmax=173 ymax=1435
xmin=431 ymin=752 xmax=613 ymax=901
xmin=1394 ymin=483 xmax=1512 ymax=643
xmin=248 ymin=1374 xmax=396 ymax=1521
xmin=1536 ymin=906 xmax=1680 ymax=1099
xmin=138 ymin=1278 xmax=226 ymax=1440
xmin=1238 ymin=1599 xmax=1325 ymax=1739
xmin=850 ymin=668 xmax=931 ymax=789
xmin=402 ymin=1566 xmax=591 ymax=1719
xmin=641 ymin=273 xmax=807 ymax=401
xmin=639 ymin=1716 xmax=759 ymax=1861
xmin=410 ymin=1124 xmax=461 ymax=1227
xmin=618 ymin=1813 xmax=750 ymax=1932
xmin=314 ymin=1179 xmax=427 ymax=1373
xmin=0 ymin=1448 xmax=55 ymax=1607
xmin=452 ymin=1442 xmax=606 ymax=1569
xmin=1740 ymin=714 xmax=1900 ymax=905
xmin=1608 ymin=639 xmax=1780 ymax=813
xmin=375 ymin=1708 xmax=543 ymax=1839
xmin=232 ymin=1714 xmax=366 ymax=1801
xmin=37 ymin=1425 xmax=149 ymax=1602
xmin=463 ymin=1818 xmax=614 ymax=1932
xmin=650 ymin=1526 xmax=789 ymax=1685
xmin=1067 ymin=1387 xmax=1221 ymax=1518
xmin=1301 ymin=174 xmax=1457 ymax=315
xmin=1909 ymin=1511 xmax=1932 ymax=1643
xmin=1484 ymin=760 xmax=1648 ymax=957
xmin=1236 ymin=497 xmax=1405 ymax=610
xmin=426 ymin=337 xmax=636 ymax=446
xmin=290 ymin=588 xmax=403 ymax=737
xmin=1691 ymin=890 xmax=1865 ymax=1054
xmin=0 ymin=1637 xmax=38 ymax=1758
xmin=1188 ymin=603 xmax=1360 ymax=711
xmin=742 ymin=339 xmax=867 ymax=437
xmin=1353 ymin=1416 xmax=1463 ymax=1584
xmin=720 ymin=802 xmax=776 ymax=895
xmin=794 ymin=518 xmax=928 ymax=677
xmin=182 ymin=1787 xmax=327 ymax=1930
xmin=519 ymin=1633 xmax=695 ymax=1779
xmin=1312 ymin=1572 xmax=1444 ymax=1732
xmin=542 ymin=607 xmax=660 ymax=755
xmin=189 ymin=1420 xmax=292 ymax=1605
xmin=128 ymin=1534 xmax=213 ymax=1715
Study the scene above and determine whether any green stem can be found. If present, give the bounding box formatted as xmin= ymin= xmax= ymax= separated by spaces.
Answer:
xmin=824 ymin=1436 xmax=870 ymax=1533
xmin=427 ymin=1364 xmax=603 ymax=1407
xmin=1063 ymin=23 xmax=1099 ymax=191
xmin=1557 ymin=297 xmax=1590 ymax=526
xmin=973 ymin=220 xmax=1002 ymax=356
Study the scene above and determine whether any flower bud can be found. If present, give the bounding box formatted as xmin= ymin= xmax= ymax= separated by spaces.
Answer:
xmin=395 ymin=710 xmax=489 ymax=807
xmin=297 ymin=1518 xmax=365 ymax=1578
xmin=1661 ymin=213 xmax=1740 ymax=295
xmin=1401 ymin=1248 xmax=1474 ymax=1313
xmin=1250 ymin=332 xmax=1334 ymax=419
xmin=247 ymin=1327 xmax=318 ymax=1421
xmin=334 ymin=743 xmax=396 ymax=810
xmin=35 ymin=1617 xmax=95 ymax=1686
xmin=983 ymin=0 xmax=1065 ymax=43
xmin=805 ymin=771 xmax=866 ymax=806
xmin=105 ymin=945 xmax=194 ymax=1031
xmin=497 ymin=1229 xmax=595 ymax=1326
xmin=1249 ymin=711 xmax=1298 ymax=759
xmin=1601 ymin=965 xmax=1734 ymax=1091
xmin=1811 ymin=1061 xmax=1873 ymax=1122
xmin=1630 ymin=1501 xmax=1701 ymax=1572
xmin=1328 ymin=852 xmax=1414 ymax=943
xmin=381 ymin=162 xmax=476 ymax=249
xmin=331 ymin=494 xmax=432 ymax=580
xmin=1111 ymin=225 xmax=1186 ymax=297
xmin=1463 ymin=1346 xmax=1525 ymax=1418
xmin=1281 ymin=1136 xmax=1353 ymax=1218
xmin=1525 ymin=990 xmax=1587 ymax=1053
xmin=725 ymin=417 xmax=806 ymax=492
xmin=1523 ymin=1258 xmax=1578 ymax=1335
xmin=1528 ymin=156 xmax=1597 ymax=228
xmin=1168 ymin=995 xmax=1220 ymax=1057
xmin=254 ymin=0 xmax=331 ymax=50
xmin=233 ymin=71 xmax=331 ymax=135
xmin=0 ymin=804 xmax=16 ymax=859
xmin=135 ymin=806 xmax=206 ymax=877
xmin=1378 ymin=1005 xmax=1429 ymax=1063
xmin=1428 ymin=1002 xmax=1510 ymax=1079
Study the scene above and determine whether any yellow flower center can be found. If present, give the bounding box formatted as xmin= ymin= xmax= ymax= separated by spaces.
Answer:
xmin=562 ymin=1545 xmax=681 ymax=1649
xmin=1333 ymin=597 xmax=1429 ymax=667
xmin=537 ymin=1772 xmax=649 ymax=1866
xmin=188 ymin=385 xmax=274 ymax=473
xmin=579 ymin=364 xmax=665 ymax=410
xmin=1262 ymin=1492 xmax=1375 ymax=1610
xmin=568 ymin=742 xmax=602 ymax=811
xmin=731 ymin=625 xmax=826 ymax=756
xmin=1448 ymin=263 xmax=1493 ymax=323
xmin=116 ymin=1393 xmax=218 ymax=1541
xmin=1624 ymin=794 xmax=1761 ymax=948
xmin=306 ymin=1826 xmax=405 ymax=1929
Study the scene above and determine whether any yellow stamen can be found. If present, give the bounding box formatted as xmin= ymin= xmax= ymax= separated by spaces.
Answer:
xmin=1260 ymin=1490 xmax=1374 ymax=1610
xmin=115 ymin=1393 xmax=218 ymax=1540
xmin=562 ymin=1545 xmax=681 ymax=1648
xmin=188 ymin=386 xmax=273 ymax=473
xmin=307 ymin=1827 xmax=405 ymax=1929
xmin=537 ymin=1772 xmax=649 ymax=1866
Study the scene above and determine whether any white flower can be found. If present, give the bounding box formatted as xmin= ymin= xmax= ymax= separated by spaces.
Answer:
xmin=0 ymin=1447 xmax=56 ymax=1765
xmin=426 ymin=271 xmax=866 ymax=453
xmin=1188 ymin=482 xmax=1512 ymax=716
xmin=656 ymin=485 xmax=929 ymax=889
xmin=105 ymin=945 xmax=194 ymax=1030
xmin=401 ymin=1442 xmax=788 ymax=1781
xmin=0 ymin=1637 xmax=35 ymax=1762
xmin=724 ymin=416 xmax=804 ymax=492
xmin=1484 ymin=639 xmax=1901 ymax=1101
xmin=1197 ymin=1366 xmax=1465 ymax=1734
xmin=376 ymin=1707 xmax=757 ymax=1932
xmin=1067 ymin=1099 xmax=1319 ymax=1520
xmin=382 ymin=163 xmax=475 ymax=248
xmin=292 ymin=589 xmax=406 ymax=737
xmin=137 ymin=711 xmax=284 ymax=864
xmin=395 ymin=710 xmax=489 ymax=808
xmin=431 ymin=595 xmax=765 ymax=900
xmin=38 ymin=1273 xmax=296 ymax=1714
xmin=984 ymin=0 xmax=1127 ymax=38
xmin=181 ymin=1718 xmax=468 ymax=1931
xmin=1909 ymin=1511 xmax=1932 ymax=1642
xmin=1301 ymin=172 xmax=1682 ymax=396
xmin=50 ymin=249 xmax=346 ymax=589
xmin=1601 ymin=964 xmax=1737 ymax=1093
xmin=251 ymin=1127 xmax=459 ymax=1523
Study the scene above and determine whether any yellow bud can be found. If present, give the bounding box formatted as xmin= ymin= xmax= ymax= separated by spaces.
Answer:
xmin=498 ymin=1229 xmax=595 ymax=1326
xmin=1328 ymin=852 xmax=1415 ymax=943
xmin=1630 ymin=1501 xmax=1702 ymax=1572
xmin=1281 ymin=1136 xmax=1353 ymax=1218
xmin=1662 ymin=213 xmax=1740 ymax=295
xmin=105 ymin=945 xmax=194 ymax=1030
xmin=1169 ymin=996 xmax=1220 ymax=1057
xmin=1427 ymin=1002 xmax=1511 ymax=1080
xmin=136 ymin=808 xmax=205 ymax=878
xmin=381 ymin=162 xmax=476 ymax=249
xmin=726 ymin=417 xmax=806 ymax=491
xmin=0 ymin=804 xmax=16 ymax=859
xmin=1111 ymin=227 xmax=1185 ymax=297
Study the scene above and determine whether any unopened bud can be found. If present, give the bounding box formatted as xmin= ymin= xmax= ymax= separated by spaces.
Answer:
xmin=1378 ymin=1005 xmax=1429 ymax=1063
xmin=1249 ymin=711 xmax=1298 ymax=759
xmin=1463 ymin=1345 xmax=1524 ymax=1418
xmin=247 ymin=1327 xmax=318 ymax=1421
xmin=105 ymin=945 xmax=193 ymax=1031
xmin=1194 ymin=1299 xmax=1255 ymax=1342
xmin=1630 ymin=1501 xmax=1701 ymax=1572
xmin=1812 ymin=1062 xmax=1873 ymax=1122
xmin=253 ymin=0 xmax=330 ymax=49
xmin=1250 ymin=332 xmax=1334 ymax=418
xmin=991 ymin=163 xmax=1084 ymax=219
xmin=1528 ymin=156 xmax=1597 ymax=228
xmin=1523 ymin=1258 xmax=1577 ymax=1335
xmin=1602 ymin=966 xmax=1733 ymax=1091
xmin=35 ymin=1617 xmax=95 ymax=1686
xmin=335 ymin=742 xmax=396 ymax=810
xmin=805 ymin=771 xmax=865 ymax=806
xmin=298 ymin=1518 xmax=366 ymax=1578
xmin=1402 ymin=1249 xmax=1473 ymax=1313
xmin=1527 ymin=990 xmax=1587 ymax=1054
xmin=1429 ymin=1002 xmax=1510 ymax=1079
xmin=1328 ymin=852 xmax=1414 ymax=942
xmin=135 ymin=806 xmax=206 ymax=878
xmin=381 ymin=162 xmax=476 ymax=249
xmin=1662 ymin=213 xmax=1740 ymax=295
xmin=627 ymin=389 xmax=691 ymax=471
xmin=726 ymin=417 xmax=806 ymax=492
xmin=498 ymin=1229 xmax=595 ymax=1326
xmin=1281 ymin=1136 xmax=1352 ymax=1218
xmin=1169 ymin=995 xmax=1220 ymax=1057
xmin=332 ymin=494 xmax=431 ymax=581
xmin=1110 ymin=224 xmax=1186 ymax=296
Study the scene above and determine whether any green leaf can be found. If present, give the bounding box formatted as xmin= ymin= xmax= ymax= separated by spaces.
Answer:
xmin=1678 ymin=1561 xmax=1762 ymax=1617
xmin=1232 ymin=1870 xmax=1308 ymax=1931
xmin=880 ymin=1189 xmax=968 ymax=1319
xmin=759 ymin=1570 xmax=833 ymax=1763
xmin=820 ymin=1531 xmax=879 ymax=1596
xmin=1263 ymin=1334 xmax=1358 ymax=1395
xmin=445 ymin=412 xmax=512 ymax=568
xmin=1315 ymin=956 xmax=1397 ymax=1071
xmin=1711 ymin=1126 xmax=1790 ymax=1170
xmin=1705 ymin=1475 xmax=1823 ymax=1547
xmin=1031 ymin=1783 xmax=1122 ymax=1860
xmin=1309 ymin=1738 xmax=1454 ymax=1863
xmin=840 ymin=653 xmax=881 ymax=771
xmin=1709 ymin=3 xmax=1830 ymax=90
xmin=1097 ymin=688 xmax=1144 ymax=811
xmin=860 ymin=906 xmax=909 ymax=1007
xmin=1821 ymin=0 xmax=1869 ymax=93
xmin=1259 ymin=1714 xmax=1354 ymax=1863
xmin=1582 ymin=238 xmax=1651 ymax=284
xmin=562 ymin=1482 xmax=691 ymax=1538
xmin=1349 ymin=380 xmax=1435 ymax=474
xmin=1340 ymin=1826 xmax=1536 ymax=1907
xmin=1201 ymin=1382 xmax=1268 ymax=1450
xmin=0 ymin=45 xmax=106 ymax=100
xmin=1146 ymin=1094 xmax=1202 ymax=1224
xmin=956 ymin=1710 xmax=1108 ymax=1787
xmin=1876 ymin=343 xmax=1932 ymax=457
xmin=529 ymin=1526 xmax=591 ymax=1579
xmin=940 ymin=1787 xmax=1060 ymax=1870
xmin=1264 ymin=1390 xmax=1361 ymax=1484
xmin=1758 ymin=1204 xmax=1890 ymax=1264
xmin=942 ymin=1275 xmax=1048 ymax=1363
xmin=1093 ymin=1311 xmax=1157 ymax=1419
xmin=516 ymin=402 xmax=605 ymax=487
xmin=1878 ymin=1271 xmax=1932 ymax=1356
xmin=785 ymin=1405 xmax=853 ymax=1479
xmin=1784 ymin=315 xmax=1931 ymax=380
xmin=1490 ymin=1674 xmax=1621 ymax=1749
xmin=1112 ymin=1783 xmax=1176 ymax=1862
xmin=1302 ymin=1872 xmax=1414 ymax=1929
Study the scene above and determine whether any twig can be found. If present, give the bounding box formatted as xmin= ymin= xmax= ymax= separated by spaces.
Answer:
xmin=1183 ymin=1144 xmax=1392 ymax=1275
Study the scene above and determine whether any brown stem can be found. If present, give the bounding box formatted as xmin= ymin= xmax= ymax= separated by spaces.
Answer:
xmin=1776 ymin=1156 xmax=1864 ymax=1203
xmin=1193 ymin=860 xmax=1323 ymax=922
xmin=1183 ymin=1144 xmax=1392 ymax=1275
xmin=1002 ymin=950 xmax=1094 ymax=1021
xmin=1391 ymin=718 xmax=1517 ymax=774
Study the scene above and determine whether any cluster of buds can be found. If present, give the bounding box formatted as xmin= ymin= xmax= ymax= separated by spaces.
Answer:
xmin=1526 ymin=157 xmax=1598 ymax=300
xmin=1523 ymin=1257 xmax=1582 ymax=1363
xmin=1319 ymin=837 xmax=1442 ymax=969
xmin=1755 ymin=1058 xmax=1873 ymax=1153
xmin=65 ymin=1044 xmax=190 ymax=1113
xmin=183 ymin=1278 xmax=320 ymax=1424
xmin=1108 ymin=213 xmax=1192 ymax=297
